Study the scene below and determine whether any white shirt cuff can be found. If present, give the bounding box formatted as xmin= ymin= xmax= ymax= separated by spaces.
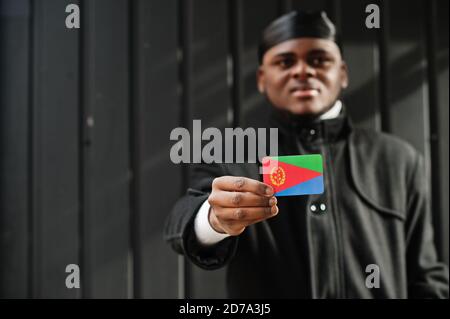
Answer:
xmin=194 ymin=199 xmax=230 ymax=246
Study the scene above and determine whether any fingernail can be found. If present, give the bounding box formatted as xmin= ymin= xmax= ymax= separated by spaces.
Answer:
xmin=269 ymin=197 xmax=277 ymax=206
xmin=271 ymin=205 xmax=279 ymax=215
xmin=266 ymin=187 xmax=274 ymax=196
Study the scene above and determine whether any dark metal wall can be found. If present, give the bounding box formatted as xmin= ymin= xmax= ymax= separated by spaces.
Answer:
xmin=0 ymin=0 xmax=448 ymax=298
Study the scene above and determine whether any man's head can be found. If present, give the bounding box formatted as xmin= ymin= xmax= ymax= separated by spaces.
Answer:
xmin=257 ymin=10 xmax=348 ymax=117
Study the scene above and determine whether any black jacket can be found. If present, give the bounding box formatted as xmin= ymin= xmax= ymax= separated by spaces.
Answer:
xmin=164 ymin=107 xmax=449 ymax=298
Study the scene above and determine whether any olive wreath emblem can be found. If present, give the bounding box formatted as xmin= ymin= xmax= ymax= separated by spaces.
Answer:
xmin=270 ymin=166 xmax=286 ymax=186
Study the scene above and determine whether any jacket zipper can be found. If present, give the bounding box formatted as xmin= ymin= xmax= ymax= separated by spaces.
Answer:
xmin=322 ymin=140 xmax=346 ymax=298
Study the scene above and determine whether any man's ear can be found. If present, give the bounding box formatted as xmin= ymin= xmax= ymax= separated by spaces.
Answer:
xmin=340 ymin=61 xmax=349 ymax=89
xmin=257 ymin=66 xmax=265 ymax=93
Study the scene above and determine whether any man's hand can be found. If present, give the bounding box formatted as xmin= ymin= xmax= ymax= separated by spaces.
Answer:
xmin=207 ymin=176 xmax=278 ymax=236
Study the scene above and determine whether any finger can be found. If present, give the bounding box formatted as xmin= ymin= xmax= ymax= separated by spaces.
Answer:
xmin=210 ymin=191 xmax=277 ymax=208
xmin=212 ymin=176 xmax=274 ymax=196
xmin=210 ymin=207 xmax=246 ymax=236
xmin=215 ymin=205 xmax=279 ymax=223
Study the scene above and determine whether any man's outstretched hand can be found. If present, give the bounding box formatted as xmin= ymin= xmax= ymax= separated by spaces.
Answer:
xmin=207 ymin=176 xmax=278 ymax=236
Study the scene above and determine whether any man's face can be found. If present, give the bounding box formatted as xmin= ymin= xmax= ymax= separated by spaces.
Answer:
xmin=257 ymin=38 xmax=348 ymax=116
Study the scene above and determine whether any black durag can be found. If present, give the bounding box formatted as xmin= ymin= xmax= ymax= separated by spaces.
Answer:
xmin=258 ymin=10 xmax=338 ymax=64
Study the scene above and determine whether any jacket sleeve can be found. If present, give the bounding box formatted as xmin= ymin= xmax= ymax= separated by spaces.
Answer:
xmin=405 ymin=153 xmax=449 ymax=298
xmin=163 ymin=163 xmax=238 ymax=270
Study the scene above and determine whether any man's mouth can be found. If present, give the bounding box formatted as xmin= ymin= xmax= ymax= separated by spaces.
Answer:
xmin=290 ymin=85 xmax=320 ymax=98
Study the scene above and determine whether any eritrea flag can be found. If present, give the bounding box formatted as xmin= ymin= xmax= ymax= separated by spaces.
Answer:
xmin=262 ymin=154 xmax=324 ymax=196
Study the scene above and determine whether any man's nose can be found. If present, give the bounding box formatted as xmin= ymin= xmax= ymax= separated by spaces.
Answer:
xmin=291 ymin=61 xmax=314 ymax=79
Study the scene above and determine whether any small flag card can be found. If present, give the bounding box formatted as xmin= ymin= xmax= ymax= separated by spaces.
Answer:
xmin=262 ymin=154 xmax=324 ymax=196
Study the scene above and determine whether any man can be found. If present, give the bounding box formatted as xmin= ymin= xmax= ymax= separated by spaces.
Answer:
xmin=164 ymin=10 xmax=449 ymax=298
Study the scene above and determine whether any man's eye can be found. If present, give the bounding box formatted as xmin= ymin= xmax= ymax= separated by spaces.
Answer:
xmin=309 ymin=56 xmax=331 ymax=67
xmin=277 ymin=58 xmax=295 ymax=68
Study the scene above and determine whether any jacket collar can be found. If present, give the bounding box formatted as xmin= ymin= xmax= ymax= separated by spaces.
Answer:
xmin=268 ymin=101 xmax=353 ymax=144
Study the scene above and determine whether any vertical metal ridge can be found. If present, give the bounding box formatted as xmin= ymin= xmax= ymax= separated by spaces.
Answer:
xmin=228 ymin=0 xmax=243 ymax=127
xmin=78 ymin=0 xmax=94 ymax=299
xmin=78 ymin=0 xmax=86 ymax=299
xmin=424 ymin=0 xmax=443 ymax=261
xmin=128 ymin=0 xmax=140 ymax=299
xmin=177 ymin=0 xmax=193 ymax=299
xmin=69 ymin=0 xmax=83 ymax=300
xmin=378 ymin=0 xmax=391 ymax=133
xmin=27 ymin=0 xmax=36 ymax=299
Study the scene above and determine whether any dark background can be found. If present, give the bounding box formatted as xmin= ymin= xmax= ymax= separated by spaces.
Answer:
xmin=0 ymin=0 xmax=448 ymax=298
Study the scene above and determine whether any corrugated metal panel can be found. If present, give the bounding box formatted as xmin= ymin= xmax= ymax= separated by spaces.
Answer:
xmin=0 ymin=0 xmax=447 ymax=298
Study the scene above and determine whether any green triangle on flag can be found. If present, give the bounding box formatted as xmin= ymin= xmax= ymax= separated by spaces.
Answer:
xmin=272 ymin=154 xmax=323 ymax=173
